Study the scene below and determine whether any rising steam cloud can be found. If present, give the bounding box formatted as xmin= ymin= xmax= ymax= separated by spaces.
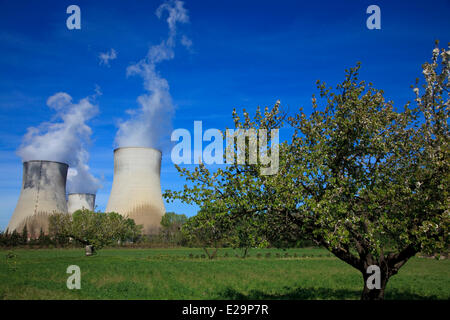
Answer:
xmin=17 ymin=92 xmax=101 ymax=194
xmin=115 ymin=0 xmax=190 ymax=149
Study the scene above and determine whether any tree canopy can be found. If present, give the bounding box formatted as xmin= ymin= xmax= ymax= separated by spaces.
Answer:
xmin=164 ymin=43 xmax=449 ymax=299
xmin=49 ymin=209 xmax=142 ymax=255
xmin=160 ymin=211 xmax=188 ymax=244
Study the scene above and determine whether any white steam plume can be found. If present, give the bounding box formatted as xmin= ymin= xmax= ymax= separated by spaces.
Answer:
xmin=115 ymin=0 xmax=190 ymax=149
xmin=17 ymin=92 xmax=101 ymax=194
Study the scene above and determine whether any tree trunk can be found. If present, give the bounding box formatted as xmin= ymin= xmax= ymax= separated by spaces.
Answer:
xmin=242 ymin=247 xmax=249 ymax=258
xmin=361 ymin=271 xmax=389 ymax=300
xmin=85 ymin=245 xmax=94 ymax=256
xmin=203 ymin=247 xmax=218 ymax=259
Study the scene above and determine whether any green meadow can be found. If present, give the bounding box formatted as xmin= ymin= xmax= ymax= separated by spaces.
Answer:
xmin=1 ymin=248 xmax=449 ymax=300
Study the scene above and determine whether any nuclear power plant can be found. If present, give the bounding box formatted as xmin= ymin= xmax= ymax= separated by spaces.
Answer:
xmin=7 ymin=147 xmax=165 ymax=236
xmin=106 ymin=147 xmax=165 ymax=234
xmin=8 ymin=160 xmax=69 ymax=237
xmin=67 ymin=193 xmax=96 ymax=213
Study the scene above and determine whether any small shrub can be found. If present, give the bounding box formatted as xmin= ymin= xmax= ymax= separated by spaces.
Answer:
xmin=5 ymin=251 xmax=18 ymax=271
xmin=265 ymin=253 xmax=271 ymax=258
xmin=275 ymin=253 xmax=280 ymax=258
xmin=6 ymin=251 xmax=17 ymax=260
xmin=201 ymin=254 xmax=206 ymax=259
xmin=256 ymin=253 xmax=262 ymax=258
xmin=188 ymin=253 xmax=193 ymax=259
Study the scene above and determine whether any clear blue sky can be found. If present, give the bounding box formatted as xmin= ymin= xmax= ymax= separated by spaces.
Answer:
xmin=0 ymin=0 xmax=449 ymax=230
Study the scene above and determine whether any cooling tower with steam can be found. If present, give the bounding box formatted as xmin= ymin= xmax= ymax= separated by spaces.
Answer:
xmin=67 ymin=193 xmax=96 ymax=213
xmin=106 ymin=147 xmax=165 ymax=234
xmin=8 ymin=160 xmax=68 ymax=237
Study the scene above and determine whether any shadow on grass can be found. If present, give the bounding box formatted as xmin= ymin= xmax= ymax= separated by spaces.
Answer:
xmin=385 ymin=290 xmax=440 ymax=300
xmin=217 ymin=286 xmax=440 ymax=300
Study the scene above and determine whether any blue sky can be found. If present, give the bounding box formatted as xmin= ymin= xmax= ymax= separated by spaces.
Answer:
xmin=0 ymin=0 xmax=449 ymax=230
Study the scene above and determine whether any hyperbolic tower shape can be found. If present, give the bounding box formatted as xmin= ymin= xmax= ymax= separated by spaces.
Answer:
xmin=67 ymin=193 xmax=96 ymax=213
xmin=8 ymin=160 xmax=68 ymax=237
xmin=106 ymin=147 xmax=165 ymax=234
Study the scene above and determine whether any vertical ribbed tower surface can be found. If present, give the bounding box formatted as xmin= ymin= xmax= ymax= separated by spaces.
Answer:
xmin=8 ymin=160 xmax=68 ymax=237
xmin=106 ymin=147 xmax=165 ymax=234
xmin=67 ymin=193 xmax=96 ymax=213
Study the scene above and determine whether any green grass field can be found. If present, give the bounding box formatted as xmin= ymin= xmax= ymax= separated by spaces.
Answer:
xmin=1 ymin=247 xmax=449 ymax=300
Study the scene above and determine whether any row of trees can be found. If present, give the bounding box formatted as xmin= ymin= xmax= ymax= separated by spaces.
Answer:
xmin=1 ymin=208 xmax=311 ymax=254
xmin=179 ymin=205 xmax=314 ymax=259
xmin=0 ymin=226 xmax=57 ymax=247
xmin=164 ymin=43 xmax=449 ymax=300
xmin=0 ymin=210 xmax=143 ymax=254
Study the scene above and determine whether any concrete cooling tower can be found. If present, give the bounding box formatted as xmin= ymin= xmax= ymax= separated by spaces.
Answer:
xmin=106 ymin=147 xmax=165 ymax=234
xmin=8 ymin=160 xmax=68 ymax=237
xmin=67 ymin=193 xmax=96 ymax=213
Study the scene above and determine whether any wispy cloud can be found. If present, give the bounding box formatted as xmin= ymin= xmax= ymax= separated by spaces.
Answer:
xmin=99 ymin=48 xmax=117 ymax=67
xmin=181 ymin=35 xmax=193 ymax=50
